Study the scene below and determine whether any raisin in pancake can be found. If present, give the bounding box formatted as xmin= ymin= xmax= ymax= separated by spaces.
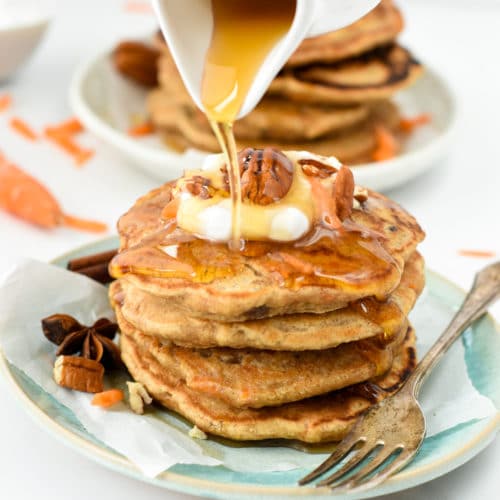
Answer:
xmin=151 ymin=99 xmax=400 ymax=164
xmin=110 ymin=251 xmax=423 ymax=350
xmin=269 ymin=44 xmax=422 ymax=105
xmin=148 ymin=88 xmax=370 ymax=142
xmin=120 ymin=324 xmax=416 ymax=442
xmin=117 ymin=305 xmax=407 ymax=409
xmin=286 ymin=0 xmax=404 ymax=67
xmin=111 ymin=181 xmax=424 ymax=322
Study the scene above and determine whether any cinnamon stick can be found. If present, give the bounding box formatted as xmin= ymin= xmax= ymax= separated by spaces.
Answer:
xmin=67 ymin=249 xmax=117 ymax=284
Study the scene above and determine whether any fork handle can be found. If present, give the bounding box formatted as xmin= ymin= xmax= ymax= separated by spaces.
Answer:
xmin=406 ymin=261 xmax=500 ymax=396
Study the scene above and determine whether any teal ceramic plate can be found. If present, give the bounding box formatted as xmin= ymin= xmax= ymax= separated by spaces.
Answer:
xmin=0 ymin=237 xmax=499 ymax=499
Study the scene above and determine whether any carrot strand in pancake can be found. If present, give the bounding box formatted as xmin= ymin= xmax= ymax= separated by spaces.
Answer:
xmin=372 ymin=124 xmax=398 ymax=162
xmin=10 ymin=117 xmax=38 ymax=140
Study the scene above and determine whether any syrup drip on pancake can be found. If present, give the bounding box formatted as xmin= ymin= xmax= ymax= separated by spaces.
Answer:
xmin=201 ymin=0 xmax=296 ymax=250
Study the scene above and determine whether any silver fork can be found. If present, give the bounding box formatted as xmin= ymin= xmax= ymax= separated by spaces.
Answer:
xmin=299 ymin=261 xmax=500 ymax=493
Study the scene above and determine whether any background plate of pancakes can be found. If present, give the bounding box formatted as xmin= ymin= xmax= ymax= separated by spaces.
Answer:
xmin=1 ymin=237 xmax=498 ymax=499
xmin=70 ymin=0 xmax=457 ymax=191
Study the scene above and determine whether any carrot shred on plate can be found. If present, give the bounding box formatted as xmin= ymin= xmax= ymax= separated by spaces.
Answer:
xmin=45 ymin=132 xmax=94 ymax=166
xmin=62 ymin=214 xmax=108 ymax=233
xmin=123 ymin=1 xmax=153 ymax=13
xmin=44 ymin=117 xmax=84 ymax=137
xmin=372 ymin=125 xmax=398 ymax=162
xmin=9 ymin=117 xmax=37 ymax=140
xmin=399 ymin=113 xmax=432 ymax=133
xmin=127 ymin=122 xmax=155 ymax=137
xmin=0 ymin=153 xmax=107 ymax=232
xmin=0 ymin=94 xmax=12 ymax=112
xmin=91 ymin=389 xmax=124 ymax=408
xmin=0 ymin=156 xmax=61 ymax=228
xmin=458 ymin=249 xmax=496 ymax=259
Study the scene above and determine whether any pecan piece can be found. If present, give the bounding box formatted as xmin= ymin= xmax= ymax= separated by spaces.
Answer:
xmin=53 ymin=355 xmax=104 ymax=393
xmin=298 ymin=158 xmax=338 ymax=178
xmin=113 ymin=41 xmax=160 ymax=87
xmin=127 ymin=381 xmax=153 ymax=414
xmin=333 ymin=165 xmax=355 ymax=221
xmin=184 ymin=175 xmax=213 ymax=199
xmin=233 ymin=148 xmax=294 ymax=205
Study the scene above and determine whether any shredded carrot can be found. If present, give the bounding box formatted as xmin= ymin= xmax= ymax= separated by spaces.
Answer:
xmin=62 ymin=214 xmax=108 ymax=233
xmin=45 ymin=132 xmax=94 ymax=166
xmin=0 ymin=153 xmax=107 ymax=232
xmin=127 ymin=122 xmax=155 ymax=137
xmin=458 ymin=249 xmax=496 ymax=259
xmin=399 ymin=113 xmax=432 ymax=133
xmin=0 ymin=94 xmax=12 ymax=112
xmin=372 ymin=125 xmax=398 ymax=162
xmin=276 ymin=252 xmax=315 ymax=275
xmin=9 ymin=117 xmax=37 ymax=140
xmin=124 ymin=1 xmax=153 ymax=13
xmin=0 ymin=157 xmax=61 ymax=227
xmin=91 ymin=389 xmax=124 ymax=408
xmin=44 ymin=117 xmax=84 ymax=137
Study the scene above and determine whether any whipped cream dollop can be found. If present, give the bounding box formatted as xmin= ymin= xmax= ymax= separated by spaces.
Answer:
xmin=174 ymin=151 xmax=346 ymax=243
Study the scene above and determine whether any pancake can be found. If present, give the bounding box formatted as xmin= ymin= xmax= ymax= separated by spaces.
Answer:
xmin=111 ymin=180 xmax=424 ymax=322
xmin=269 ymin=44 xmax=423 ymax=105
xmin=117 ymin=304 xmax=407 ymax=409
xmin=110 ymin=251 xmax=424 ymax=350
xmin=151 ymin=99 xmax=400 ymax=164
xmin=120 ymin=323 xmax=417 ymax=442
xmin=148 ymin=88 xmax=371 ymax=142
xmin=285 ymin=0 xmax=404 ymax=67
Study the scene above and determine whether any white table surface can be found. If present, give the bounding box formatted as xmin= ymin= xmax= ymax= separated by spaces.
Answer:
xmin=0 ymin=1 xmax=499 ymax=499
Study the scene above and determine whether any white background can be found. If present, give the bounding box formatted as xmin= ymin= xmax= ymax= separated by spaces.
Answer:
xmin=0 ymin=0 xmax=499 ymax=499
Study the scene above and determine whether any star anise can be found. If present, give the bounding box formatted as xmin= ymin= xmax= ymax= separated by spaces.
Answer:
xmin=42 ymin=314 xmax=123 ymax=369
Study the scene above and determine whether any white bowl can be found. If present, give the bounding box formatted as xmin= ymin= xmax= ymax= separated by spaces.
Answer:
xmin=0 ymin=6 xmax=50 ymax=81
xmin=70 ymin=47 xmax=458 ymax=191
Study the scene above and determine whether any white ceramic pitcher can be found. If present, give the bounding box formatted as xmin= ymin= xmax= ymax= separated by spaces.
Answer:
xmin=151 ymin=0 xmax=379 ymax=118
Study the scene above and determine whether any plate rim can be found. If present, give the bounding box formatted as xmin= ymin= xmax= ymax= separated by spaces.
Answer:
xmin=0 ymin=237 xmax=498 ymax=499
xmin=69 ymin=47 xmax=459 ymax=190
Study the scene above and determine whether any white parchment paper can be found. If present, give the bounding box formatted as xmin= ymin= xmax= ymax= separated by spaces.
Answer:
xmin=0 ymin=259 xmax=496 ymax=477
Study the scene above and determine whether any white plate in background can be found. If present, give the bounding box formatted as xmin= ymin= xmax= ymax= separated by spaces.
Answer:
xmin=70 ymin=49 xmax=458 ymax=191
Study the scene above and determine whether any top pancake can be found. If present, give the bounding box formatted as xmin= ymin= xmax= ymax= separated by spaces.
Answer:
xmin=110 ymin=177 xmax=424 ymax=322
xmin=270 ymin=44 xmax=423 ymax=105
xmin=286 ymin=0 xmax=404 ymax=67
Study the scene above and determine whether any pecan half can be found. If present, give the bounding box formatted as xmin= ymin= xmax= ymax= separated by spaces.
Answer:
xmin=229 ymin=148 xmax=294 ymax=205
xmin=333 ymin=165 xmax=355 ymax=221
xmin=113 ymin=41 xmax=160 ymax=87
xmin=53 ymin=355 xmax=104 ymax=393
xmin=298 ymin=158 xmax=338 ymax=178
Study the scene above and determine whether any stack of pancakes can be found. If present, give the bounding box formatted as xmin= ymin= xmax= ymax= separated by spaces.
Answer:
xmin=109 ymin=177 xmax=425 ymax=443
xmin=147 ymin=0 xmax=422 ymax=164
